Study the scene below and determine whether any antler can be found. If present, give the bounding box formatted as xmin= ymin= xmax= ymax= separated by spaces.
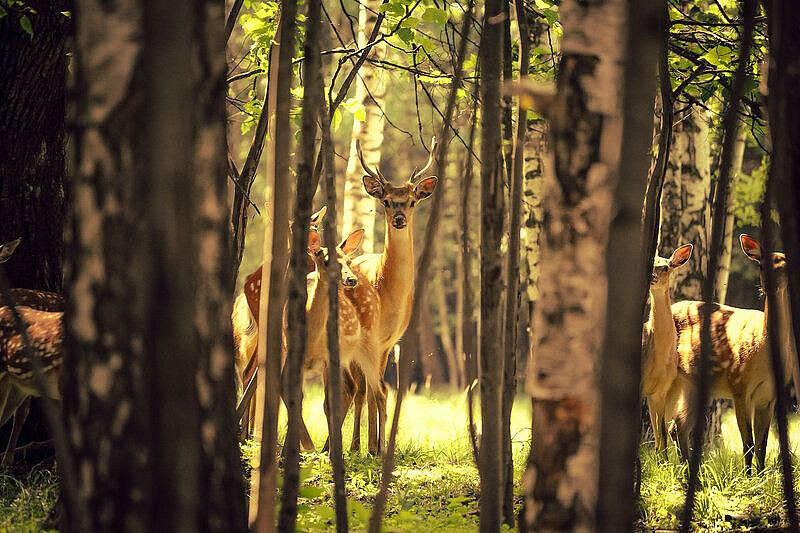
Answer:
xmin=356 ymin=140 xmax=386 ymax=182
xmin=411 ymin=136 xmax=437 ymax=182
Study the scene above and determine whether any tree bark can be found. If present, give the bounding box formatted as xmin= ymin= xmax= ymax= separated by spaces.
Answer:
xmin=341 ymin=0 xmax=386 ymax=251
xmin=278 ymin=0 xmax=320 ymax=527
xmin=478 ymin=0 xmax=505 ymax=528
xmin=66 ymin=0 xmax=245 ymax=530
xmin=596 ymin=0 xmax=662 ymax=530
xmin=714 ymin=130 xmax=746 ymax=304
xmin=523 ymin=1 xmax=625 ymax=530
xmin=252 ymin=1 xmax=297 ymax=531
xmin=0 ymin=1 xmax=67 ymax=293
xmin=659 ymin=107 xmax=711 ymax=300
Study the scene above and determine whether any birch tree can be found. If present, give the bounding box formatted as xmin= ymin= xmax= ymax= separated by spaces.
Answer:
xmin=517 ymin=1 xmax=625 ymax=529
xmin=341 ymin=0 xmax=387 ymax=251
xmin=66 ymin=0 xmax=245 ymax=529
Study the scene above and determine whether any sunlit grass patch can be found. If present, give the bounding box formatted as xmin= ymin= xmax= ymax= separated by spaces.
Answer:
xmin=639 ymin=410 xmax=799 ymax=531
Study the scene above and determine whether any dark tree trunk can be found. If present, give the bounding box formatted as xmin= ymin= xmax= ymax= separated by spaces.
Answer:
xmin=278 ymin=0 xmax=320 ymax=527
xmin=66 ymin=0 xmax=245 ymax=530
xmin=596 ymin=0 xmax=662 ymax=530
xmin=502 ymin=0 xmax=530 ymax=525
xmin=0 ymin=1 xmax=68 ymax=292
xmin=478 ymin=0 xmax=505 ymax=529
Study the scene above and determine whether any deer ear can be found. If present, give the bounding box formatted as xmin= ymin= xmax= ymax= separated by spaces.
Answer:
xmin=307 ymin=229 xmax=322 ymax=254
xmin=363 ymin=176 xmax=386 ymax=199
xmin=310 ymin=205 xmax=327 ymax=227
xmin=339 ymin=228 xmax=365 ymax=256
xmin=414 ymin=176 xmax=438 ymax=201
xmin=0 ymin=238 xmax=21 ymax=264
xmin=669 ymin=244 xmax=693 ymax=269
xmin=740 ymin=234 xmax=762 ymax=262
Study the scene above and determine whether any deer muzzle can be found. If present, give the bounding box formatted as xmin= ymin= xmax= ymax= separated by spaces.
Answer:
xmin=392 ymin=213 xmax=407 ymax=229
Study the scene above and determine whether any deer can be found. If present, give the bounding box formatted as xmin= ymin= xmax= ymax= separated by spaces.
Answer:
xmin=347 ymin=138 xmax=439 ymax=454
xmin=0 ymin=238 xmax=65 ymax=467
xmin=232 ymin=206 xmax=329 ymax=439
xmin=670 ymin=234 xmax=796 ymax=473
xmin=641 ymin=244 xmax=693 ymax=458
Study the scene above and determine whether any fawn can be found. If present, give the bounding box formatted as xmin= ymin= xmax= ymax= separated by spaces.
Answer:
xmin=0 ymin=239 xmax=64 ymax=467
xmin=671 ymin=234 xmax=795 ymax=473
xmin=348 ymin=139 xmax=439 ymax=454
xmin=642 ymin=244 xmax=693 ymax=458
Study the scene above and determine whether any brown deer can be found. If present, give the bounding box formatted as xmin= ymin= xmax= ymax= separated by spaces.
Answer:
xmin=349 ymin=139 xmax=439 ymax=454
xmin=671 ymin=234 xmax=796 ymax=473
xmin=641 ymin=244 xmax=693 ymax=458
xmin=0 ymin=239 xmax=64 ymax=467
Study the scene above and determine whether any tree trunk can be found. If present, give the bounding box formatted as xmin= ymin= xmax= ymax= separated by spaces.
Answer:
xmin=478 ymin=0 xmax=505 ymax=528
xmin=341 ymin=0 xmax=386 ymax=252
xmin=714 ymin=130 xmax=746 ymax=304
xmin=252 ymin=1 xmax=297 ymax=531
xmin=66 ymin=0 xmax=245 ymax=530
xmin=435 ymin=270 xmax=459 ymax=388
xmin=522 ymin=1 xmax=625 ymax=530
xmin=659 ymin=107 xmax=711 ymax=300
xmin=596 ymin=0 xmax=662 ymax=529
xmin=278 ymin=0 xmax=320 ymax=527
xmin=0 ymin=1 xmax=67 ymax=293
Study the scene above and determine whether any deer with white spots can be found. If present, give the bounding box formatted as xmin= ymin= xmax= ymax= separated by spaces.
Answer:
xmin=0 ymin=239 xmax=64 ymax=467
xmin=641 ymin=244 xmax=693 ymax=458
xmin=670 ymin=234 xmax=797 ymax=473
xmin=348 ymin=138 xmax=439 ymax=455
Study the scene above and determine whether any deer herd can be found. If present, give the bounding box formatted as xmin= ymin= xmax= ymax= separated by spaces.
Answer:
xmin=0 ymin=142 xmax=795 ymax=478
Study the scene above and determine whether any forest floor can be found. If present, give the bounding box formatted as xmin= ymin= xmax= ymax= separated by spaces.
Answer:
xmin=4 ymin=387 xmax=800 ymax=531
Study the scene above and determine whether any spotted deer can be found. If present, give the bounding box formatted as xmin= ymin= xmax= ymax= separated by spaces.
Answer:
xmin=348 ymin=138 xmax=439 ymax=454
xmin=671 ymin=234 xmax=796 ymax=473
xmin=0 ymin=239 xmax=64 ymax=467
xmin=232 ymin=206 xmax=328 ymax=439
xmin=641 ymin=244 xmax=693 ymax=458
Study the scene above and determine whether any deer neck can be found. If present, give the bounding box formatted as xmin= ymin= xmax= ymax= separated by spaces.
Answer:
xmin=649 ymin=287 xmax=676 ymax=349
xmin=764 ymin=286 xmax=795 ymax=383
xmin=306 ymin=268 xmax=330 ymax=348
xmin=377 ymin=218 xmax=415 ymax=303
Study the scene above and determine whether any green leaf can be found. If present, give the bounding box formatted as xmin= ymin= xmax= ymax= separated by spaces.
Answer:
xmin=396 ymin=26 xmax=414 ymax=44
xmin=0 ymin=7 xmax=7 ymax=18
xmin=354 ymin=106 xmax=366 ymax=122
xmin=422 ymin=7 xmax=448 ymax=26
xmin=19 ymin=14 xmax=32 ymax=36
xmin=700 ymin=45 xmax=732 ymax=68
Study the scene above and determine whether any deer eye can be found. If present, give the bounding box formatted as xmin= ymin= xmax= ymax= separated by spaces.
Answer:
xmin=409 ymin=200 xmax=415 ymax=207
xmin=383 ymin=200 xmax=390 ymax=207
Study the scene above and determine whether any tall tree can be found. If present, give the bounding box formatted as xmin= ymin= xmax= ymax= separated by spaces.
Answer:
xmin=517 ymin=0 xmax=625 ymax=529
xmin=278 ymin=0 xmax=321 ymax=526
xmin=66 ymin=0 xmax=245 ymax=529
xmin=478 ymin=0 xmax=505 ymax=528
xmin=714 ymin=131 xmax=747 ymax=303
xmin=596 ymin=0 xmax=662 ymax=529
xmin=0 ymin=1 xmax=68 ymax=292
xmin=341 ymin=0 xmax=387 ymax=251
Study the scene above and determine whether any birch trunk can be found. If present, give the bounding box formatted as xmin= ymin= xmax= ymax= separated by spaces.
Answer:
xmin=659 ymin=107 xmax=711 ymax=301
xmin=523 ymin=1 xmax=624 ymax=530
xmin=66 ymin=0 xmax=245 ymax=529
xmin=341 ymin=0 xmax=386 ymax=252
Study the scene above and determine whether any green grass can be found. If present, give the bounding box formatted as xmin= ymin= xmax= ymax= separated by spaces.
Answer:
xmin=5 ymin=390 xmax=800 ymax=531
xmin=0 ymin=465 xmax=58 ymax=532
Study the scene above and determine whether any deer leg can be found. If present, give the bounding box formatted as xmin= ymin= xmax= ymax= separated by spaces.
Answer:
xmin=367 ymin=386 xmax=379 ymax=455
xmin=673 ymin=391 xmax=697 ymax=463
xmin=1 ymin=397 xmax=29 ymax=468
xmin=281 ymin=362 xmax=314 ymax=451
xmin=322 ymin=367 xmax=356 ymax=453
xmin=753 ymin=401 xmax=774 ymax=473
xmin=733 ymin=398 xmax=755 ymax=475
xmin=647 ymin=398 xmax=665 ymax=458
xmin=376 ymin=380 xmax=387 ymax=455
xmin=349 ymin=366 xmax=365 ymax=454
